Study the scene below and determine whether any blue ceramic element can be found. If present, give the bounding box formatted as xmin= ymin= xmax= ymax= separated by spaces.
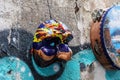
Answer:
xmin=104 ymin=5 xmax=120 ymax=50
xmin=0 ymin=57 xmax=34 ymax=80
xmin=38 ymin=23 xmax=45 ymax=28
xmin=100 ymin=5 xmax=120 ymax=68
xmin=41 ymin=46 xmax=57 ymax=56
xmin=58 ymin=44 xmax=69 ymax=52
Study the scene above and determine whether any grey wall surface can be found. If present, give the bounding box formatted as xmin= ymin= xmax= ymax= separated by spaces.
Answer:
xmin=0 ymin=0 xmax=120 ymax=80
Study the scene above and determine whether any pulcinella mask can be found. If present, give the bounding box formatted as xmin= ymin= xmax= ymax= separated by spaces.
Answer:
xmin=31 ymin=20 xmax=73 ymax=67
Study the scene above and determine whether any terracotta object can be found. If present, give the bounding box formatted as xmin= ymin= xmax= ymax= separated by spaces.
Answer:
xmin=91 ymin=5 xmax=120 ymax=70
xmin=32 ymin=20 xmax=73 ymax=67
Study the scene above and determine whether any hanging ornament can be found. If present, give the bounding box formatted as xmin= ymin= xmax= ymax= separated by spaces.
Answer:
xmin=91 ymin=5 xmax=120 ymax=70
xmin=31 ymin=19 xmax=73 ymax=77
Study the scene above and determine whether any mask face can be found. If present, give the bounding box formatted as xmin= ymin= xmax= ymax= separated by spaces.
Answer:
xmin=91 ymin=5 xmax=120 ymax=70
xmin=32 ymin=20 xmax=73 ymax=66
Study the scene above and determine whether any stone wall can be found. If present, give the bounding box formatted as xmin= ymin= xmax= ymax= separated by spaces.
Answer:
xmin=0 ymin=0 xmax=120 ymax=80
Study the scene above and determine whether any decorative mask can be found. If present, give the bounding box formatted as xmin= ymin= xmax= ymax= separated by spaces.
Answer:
xmin=32 ymin=20 xmax=73 ymax=67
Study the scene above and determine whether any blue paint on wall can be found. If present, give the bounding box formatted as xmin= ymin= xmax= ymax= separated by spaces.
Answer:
xmin=76 ymin=49 xmax=120 ymax=80
xmin=58 ymin=49 xmax=95 ymax=80
xmin=78 ymin=49 xmax=96 ymax=65
xmin=58 ymin=58 xmax=80 ymax=80
xmin=106 ymin=70 xmax=120 ymax=80
xmin=1 ymin=49 xmax=120 ymax=80
xmin=1 ymin=49 xmax=94 ymax=80
xmin=0 ymin=57 xmax=34 ymax=80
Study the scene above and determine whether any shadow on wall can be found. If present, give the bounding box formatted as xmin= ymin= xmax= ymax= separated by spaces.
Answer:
xmin=71 ymin=43 xmax=91 ymax=55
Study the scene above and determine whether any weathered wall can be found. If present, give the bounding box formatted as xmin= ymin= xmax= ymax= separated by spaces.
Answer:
xmin=0 ymin=0 xmax=120 ymax=80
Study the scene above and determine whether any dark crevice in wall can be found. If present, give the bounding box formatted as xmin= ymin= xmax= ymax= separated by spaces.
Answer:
xmin=70 ymin=43 xmax=91 ymax=56
xmin=74 ymin=0 xmax=79 ymax=14
xmin=47 ymin=0 xmax=52 ymax=19
xmin=0 ymin=30 xmax=10 ymax=58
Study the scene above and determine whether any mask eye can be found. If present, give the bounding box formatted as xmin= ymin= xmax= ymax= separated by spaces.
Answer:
xmin=50 ymin=42 xmax=55 ymax=47
xmin=43 ymin=37 xmax=61 ymax=47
